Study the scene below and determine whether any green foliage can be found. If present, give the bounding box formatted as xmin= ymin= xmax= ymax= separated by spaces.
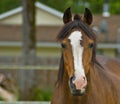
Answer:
xmin=90 ymin=3 xmax=103 ymax=14
xmin=38 ymin=0 xmax=120 ymax=14
xmin=0 ymin=0 xmax=120 ymax=14
xmin=0 ymin=97 xmax=4 ymax=101
xmin=0 ymin=0 xmax=21 ymax=14
xmin=110 ymin=2 xmax=120 ymax=14
xmin=37 ymin=0 xmax=66 ymax=12
xmin=31 ymin=86 xmax=52 ymax=101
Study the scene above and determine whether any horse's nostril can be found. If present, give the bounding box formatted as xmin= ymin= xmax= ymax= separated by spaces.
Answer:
xmin=71 ymin=76 xmax=76 ymax=81
xmin=70 ymin=76 xmax=76 ymax=89
xmin=83 ymin=76 xmax=86 ymax=81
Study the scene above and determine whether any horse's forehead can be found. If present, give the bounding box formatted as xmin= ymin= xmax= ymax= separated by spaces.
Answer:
xmin=68 ymin=31 xmax=82 ymax=44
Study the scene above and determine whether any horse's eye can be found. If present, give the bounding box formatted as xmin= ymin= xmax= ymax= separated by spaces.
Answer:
xmin=61 ymin=43 xmax=66 ymax=49
xmin=89 ymin=43 xmax=94 ymax=48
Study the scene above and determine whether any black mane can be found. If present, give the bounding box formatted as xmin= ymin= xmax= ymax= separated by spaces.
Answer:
xmin=57 ymin=18 xmax=96 ymax=41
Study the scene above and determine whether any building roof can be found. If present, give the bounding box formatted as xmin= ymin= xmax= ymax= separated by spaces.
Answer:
xmin=0 ymin=2 xmax=63 ymax=20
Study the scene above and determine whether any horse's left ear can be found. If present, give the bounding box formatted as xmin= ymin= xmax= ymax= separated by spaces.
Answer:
xmin=83 ymin=8 xmax=93 ymax=25
xmin=63 ymin=7 xmax=72 ymax=24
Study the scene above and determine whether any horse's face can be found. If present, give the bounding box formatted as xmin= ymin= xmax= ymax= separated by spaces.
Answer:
xmin=59 ymin=8 xmax=94 ymax=96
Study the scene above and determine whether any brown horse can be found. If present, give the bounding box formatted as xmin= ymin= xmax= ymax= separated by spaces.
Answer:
xmin=51 ymin=7 xmax=120 ymax=104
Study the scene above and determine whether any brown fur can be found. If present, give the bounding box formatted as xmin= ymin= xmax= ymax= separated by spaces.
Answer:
xmin=51 ymin=8 xmax=120 ymax=104
xmin=51 ymin=56 xmax=120 ymax=104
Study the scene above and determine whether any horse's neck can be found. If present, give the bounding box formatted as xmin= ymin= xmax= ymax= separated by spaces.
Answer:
xmin=89 ymin=64 xmax=118 ymax=104
xmin=52 ymin=62 xmax=120 ymax=104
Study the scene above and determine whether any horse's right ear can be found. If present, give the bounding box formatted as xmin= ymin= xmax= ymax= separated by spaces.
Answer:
xmin=63 ymin=7 xmax=72 ymax=24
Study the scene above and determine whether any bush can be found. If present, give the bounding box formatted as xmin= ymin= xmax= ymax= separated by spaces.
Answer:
xmin=31 ymin=86 xmax=52 ymax=101
xmin=0 ymin=0 xmax=21 ymax=14
xmin=110 ymin=2 xmax=120 ymax=14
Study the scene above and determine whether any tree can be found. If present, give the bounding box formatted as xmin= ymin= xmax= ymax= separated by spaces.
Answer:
xmin=18 ymin=0 xmax=36 ymax=100
xmin=22 ymin=0 xmax=36 ymax=65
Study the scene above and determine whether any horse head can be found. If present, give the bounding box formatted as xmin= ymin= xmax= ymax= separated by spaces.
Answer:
xmin=57 ymin=7 xmax=96 ymax=96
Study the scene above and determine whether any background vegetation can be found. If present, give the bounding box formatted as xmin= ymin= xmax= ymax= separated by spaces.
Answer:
xmin=0 ymin=0 xmax=120 ymax=14
xmin=30 ymin=86 xmax=52 ymax=101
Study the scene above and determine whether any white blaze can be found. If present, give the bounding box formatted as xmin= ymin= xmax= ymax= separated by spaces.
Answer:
xmin=68 ymin=31 xmax=85 ymax=78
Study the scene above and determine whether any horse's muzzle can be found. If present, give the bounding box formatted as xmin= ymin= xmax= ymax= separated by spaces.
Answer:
xmin=69 ymin=76 xmax=87 ymax=96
